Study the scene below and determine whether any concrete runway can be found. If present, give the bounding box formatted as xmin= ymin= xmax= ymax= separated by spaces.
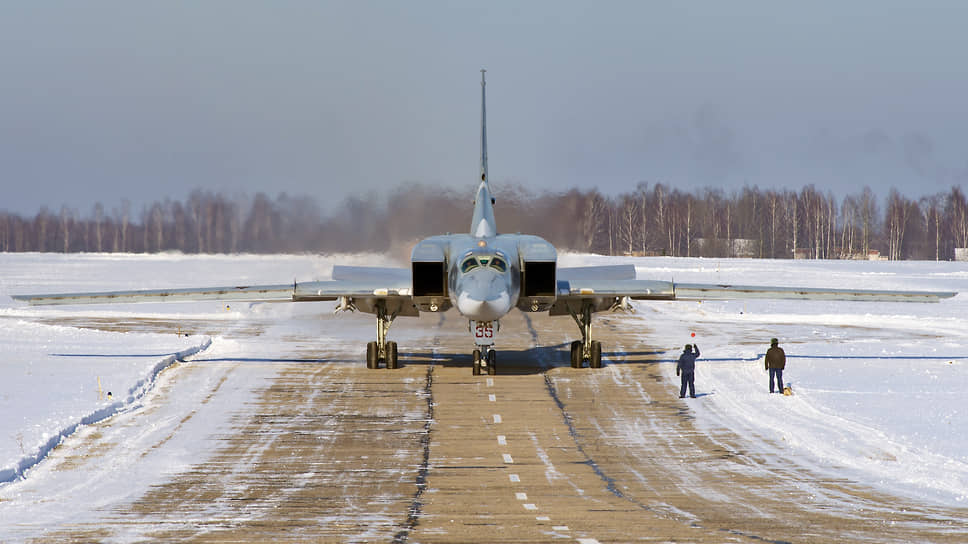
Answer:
xmin=10 ymin=308 xmax=968 ymax=543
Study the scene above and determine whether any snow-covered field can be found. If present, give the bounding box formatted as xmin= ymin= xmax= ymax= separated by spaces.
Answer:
xmin=0 ymin=252 xmax=396 ymax=485
xmin=1 ymin=252 xmax=966 ymax=510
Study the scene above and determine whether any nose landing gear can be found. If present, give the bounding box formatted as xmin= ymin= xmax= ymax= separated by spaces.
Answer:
xmin=473 ymin=346 xmax=497 ymax=376
xmin=470 ymin=320 xmax=498 ymax=375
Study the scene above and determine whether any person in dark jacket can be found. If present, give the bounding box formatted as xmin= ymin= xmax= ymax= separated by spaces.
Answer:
xmin=764 ymin=338 xmax=786 ymax=393
xmin=676 ymin=344 xmax=700 ymax=398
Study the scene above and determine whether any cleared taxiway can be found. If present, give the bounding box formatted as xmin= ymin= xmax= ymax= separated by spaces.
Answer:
xmin=4 ymin=308 xmax=967 ymax=543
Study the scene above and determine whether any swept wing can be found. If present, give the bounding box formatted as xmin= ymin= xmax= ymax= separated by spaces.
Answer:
xmin=14 ymin=264 xmax=954 ymax=308
xmin=551 ymin=265 xmax=954 ymax=315
xmin=11 ymin=284 xmax=298 ymax=306
xmin=12 ymin=265 xmax=417 ymax=316
xmin=669 ymin=282 xmax=955 ymax=303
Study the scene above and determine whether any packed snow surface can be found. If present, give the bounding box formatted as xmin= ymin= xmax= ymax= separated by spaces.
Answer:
xmin=1 ymin=252 xmax=966 ymax=511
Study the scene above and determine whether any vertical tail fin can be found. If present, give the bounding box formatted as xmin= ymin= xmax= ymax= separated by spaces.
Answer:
xmin=480 ymin=68 xmax=488 ymax=186
xmin=470 ymin=69 xmax=497 ymax=237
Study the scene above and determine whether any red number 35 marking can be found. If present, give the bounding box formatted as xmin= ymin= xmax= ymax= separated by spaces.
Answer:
xmin=475 ymin=322 xmax=493 ymax=338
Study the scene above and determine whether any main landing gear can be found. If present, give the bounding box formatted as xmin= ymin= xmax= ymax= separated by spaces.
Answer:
xmin=569 ymin=301 xmax=603 ymax=369
xmin=472 ymin=346 xmax=497 ymax=376
xmin=365 ymin=301 xmax=399 ymax=370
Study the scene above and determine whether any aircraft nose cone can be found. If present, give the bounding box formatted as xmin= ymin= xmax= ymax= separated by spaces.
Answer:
xmin=456 ymin=270 xmax=512 ymax=321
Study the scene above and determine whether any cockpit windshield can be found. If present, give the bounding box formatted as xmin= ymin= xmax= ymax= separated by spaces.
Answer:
xmin=460 ymin=256 xmax=480 ymax=273
xmin=460 ymin=253 xmax=509 ymax=273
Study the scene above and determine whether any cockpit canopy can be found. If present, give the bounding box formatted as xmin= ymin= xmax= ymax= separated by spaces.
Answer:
xmin=460 ymin=252 xmax=509 ymax=274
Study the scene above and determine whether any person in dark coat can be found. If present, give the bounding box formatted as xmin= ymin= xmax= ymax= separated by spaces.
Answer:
xmin=676 ymin=344 xmax=700 ymax=398
xmin=764 ymin=338 xmax=786 ymax=393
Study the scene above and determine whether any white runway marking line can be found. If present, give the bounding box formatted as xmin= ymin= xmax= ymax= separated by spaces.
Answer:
xmin=502 ymin=453 xmax=514 ymax=463
xmin=509 ymin=474 xmax=520 ymax=483
xmin=576 ymin=539 xmax=600 ymax=544
xmin=536 ymin=515 xmax=550 ymax=521
xmin=515 ymin=492 xmax=528 ymax=501
xmin=493 ymin=414 xmax=502 ymax=424
xmin=486 ymin=378 xmax=494 ymax=387
xmin=523 ymin=503 xmax=538 ymax=511
xmin=488 ymin=393 xmax=496 ymax=402
xmin=497 ymin=435 xmax=507 ymax=445
xmin=553 ymin=525 xmax=569 ymax=531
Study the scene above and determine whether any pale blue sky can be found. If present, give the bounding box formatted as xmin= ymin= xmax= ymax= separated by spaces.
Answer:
xmin=2 ymin=1 xmax=967 ymax=215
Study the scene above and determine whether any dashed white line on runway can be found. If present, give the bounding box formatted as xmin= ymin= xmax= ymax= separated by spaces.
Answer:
xmin=493 ymin=414 xmax=502 ymax=423
xmin=502 ymin=453 xmax=514 ymax=463
xmin=497 ymin=435 xmax=507 ymax=445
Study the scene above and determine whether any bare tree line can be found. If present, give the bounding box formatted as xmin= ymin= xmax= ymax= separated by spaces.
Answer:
xmin=2 ymin=183 xmax=968 ymax=260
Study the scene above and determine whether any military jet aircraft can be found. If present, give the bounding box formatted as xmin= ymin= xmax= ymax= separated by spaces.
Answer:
xmin=13 ymin=70 xmax=957 ymax=375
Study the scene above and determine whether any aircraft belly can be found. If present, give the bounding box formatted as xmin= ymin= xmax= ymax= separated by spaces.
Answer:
xmin=353 ymin=297 xmax=420 ymax=317
xmin=548 ymin=297 xmax=616 ymax=316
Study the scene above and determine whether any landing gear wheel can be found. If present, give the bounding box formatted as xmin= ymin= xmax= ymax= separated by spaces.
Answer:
xmin=387 ymin=341 xmax=398 ymax=369
xmin=366 ymin=341 xmax=379 ymax=369
xmin=570 ymin=340 xmax=583 ymax=368
xmin=590 ymin=340 xmax=603 ymax=368
xmin=472 ymin=349 xmax=482 ymax=376
xmin=487 ymin=350 xmax=497 ymax=376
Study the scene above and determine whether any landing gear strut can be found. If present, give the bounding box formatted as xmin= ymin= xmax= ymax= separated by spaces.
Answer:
xmin=366 ymin=300 xmax=399 ymax=369
xmin=472 ymin=346 xmax=497 ymax=376
xmin=569 ymin=301 xmax=602 ymax=369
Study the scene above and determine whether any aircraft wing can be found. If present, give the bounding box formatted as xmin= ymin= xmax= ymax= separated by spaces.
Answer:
xmin=12 ymin=266 xmax=418 ymax=316
xmin=550 ymin=274 xmax=955 ymax=316
xmin=11 ymin=284 xmax=298 ymax=306
xmin=331 ymin=265 xmax=410 ymax=284
xmin=670 ymin=282 xmax=956 ymax=303
xmin=557 ymin=264 xmax=637 ymax=281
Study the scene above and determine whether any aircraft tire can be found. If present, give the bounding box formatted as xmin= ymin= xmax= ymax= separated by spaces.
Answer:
xmin=487 ymin=350 xmax=497 ymax=376
xmin=570 ymin=340 xmax=583 ymax=368
xmin=366 ymin=341 xmax=379 ymax=369
xmin=590 ymin=340 xmax=603 ymax=368
xmin=472 ymin=349 xmax=482 ymax=376
xmin=387 ymin=341 xmax=398 ymax=369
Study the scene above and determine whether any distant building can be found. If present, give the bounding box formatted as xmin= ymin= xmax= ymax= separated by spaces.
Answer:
xmin=731 ymin=239 xmax=758 ymax=258
xmin=622 ymin=250 xmax=665 ymax=257
xmin=695 ymin=238 xmax=759 ymax=258
xmin=796 ymin=248 xmax=885 ymax=260
xmin=956 ymin=248 xmax=968 ymax=261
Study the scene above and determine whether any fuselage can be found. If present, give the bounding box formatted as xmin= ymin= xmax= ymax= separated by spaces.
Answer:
xmin=446 ymin=234 xmax=521 ymax=322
